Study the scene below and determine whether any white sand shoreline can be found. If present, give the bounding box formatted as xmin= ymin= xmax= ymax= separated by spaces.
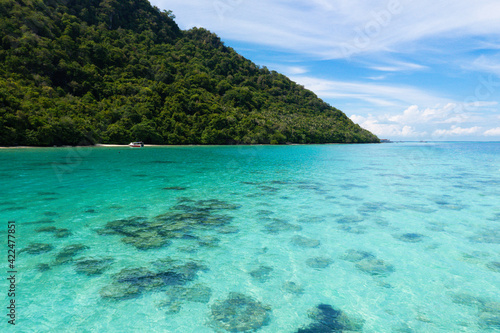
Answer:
xmin=0 ymin=142 xmax=374 ymax=149
xmin=0 ymin=144 xmax=172 ymax=149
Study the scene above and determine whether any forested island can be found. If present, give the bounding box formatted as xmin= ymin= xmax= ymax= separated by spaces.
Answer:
xmin=0 ymin=0 xmax=379 ymax=146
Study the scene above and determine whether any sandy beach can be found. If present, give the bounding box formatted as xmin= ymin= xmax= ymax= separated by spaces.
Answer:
xmin=0 ymin=143 xmax=350 ymax=149
xmin=0 ymin=144 xmax=168 ymax=149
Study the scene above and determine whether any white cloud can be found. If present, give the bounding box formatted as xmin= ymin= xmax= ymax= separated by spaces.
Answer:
xmin=288 ymin=76 xmax=449 ymax=108
xmin=366 ymin=75 xmax=387 ymax=80
xmin=287 ymin=66 xmax=309 ymax=75
xmin=364 ymin=120 xmax=420 ymax=138
xmin=270 ymin=65 xmax=309 ymax=75
xmin=349 ymin=114 xmax=425 ymax=138
xmin=468 ymin=101 xmax=498 ymax=108
xmin=370 ymin=61 xmax=428 ymax=72
xmin=387 ymin=103 xmax=475 ymax=124
xmin=484 ymin=127 xmax=500 ymax=136
xmin=469 ymin=54 xmax=500 ymax=76
xmin=349 ymin=102 xmax=498 ymax=139
xmin=433 ymin=126 xmax=482 ymax=136
xmin=310 ymin=0 xmax=335 ymax=11
xmin=349 ymin=114 xmax=367 ymax=124
xmin=151 ymin=0 xmax=500 ymax=59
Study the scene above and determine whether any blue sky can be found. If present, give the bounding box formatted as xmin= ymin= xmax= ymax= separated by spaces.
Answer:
xmin=150 ymin=0 xmax=500 ymax=141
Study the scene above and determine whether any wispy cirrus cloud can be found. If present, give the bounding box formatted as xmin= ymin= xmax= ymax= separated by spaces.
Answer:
xmin=151 ymin=0 xmax=500 ymax=59
xmin=270 ymin=65 xmax=309 ymax=76
xmin=288 ymin=76 xmax=449 ymax=108
xmin=468 ymin=54 xmax=500 ymax=76
xmin=369 ymin=61 xmax=428 ymax=72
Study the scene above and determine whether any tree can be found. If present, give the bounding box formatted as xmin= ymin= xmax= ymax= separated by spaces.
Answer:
xmin=0 ymin=0 xmax=379 ymax=146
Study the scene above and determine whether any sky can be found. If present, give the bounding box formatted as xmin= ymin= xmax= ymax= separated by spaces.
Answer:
xmin=149 ymin=0 xmax=500 ymax=141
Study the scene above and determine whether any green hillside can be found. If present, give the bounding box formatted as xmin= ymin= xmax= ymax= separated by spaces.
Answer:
xmin=0 ymin=0 xmax=379 ymax=145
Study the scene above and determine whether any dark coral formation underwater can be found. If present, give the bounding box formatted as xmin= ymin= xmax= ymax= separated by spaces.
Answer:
xmin=281 ymin=281 xmax=304 ymax=295
xmin=210 ymin=292 xmax=271 ymax=332
xmin=395 ymin=233 xmax=426 ymax=243
xmin=158 ymin=283 xmax=213 ymax=313
xmin=296 ymin=304 xmax=364 ymax=333
xmin=341 ymin=249 xmax=395 ymax=276
xmin=291 ymin=235 xmax=321 ymax=248
xmin=96 ymin=198 xmax=240 ymax=250
xmin=450 ymin=293 xmax=500 ymax=330
xmin=262 ymin=219 xmax=302 ymax=234
xmin=306 ymin=257 xmax=334 ymax=269
xmin=100 ymin=258 xmax=208 ymax=300
xmin=36 ymin=226 xmax=72 ymax=238
xmin=20 ymin=243 xmax=54 ymax=255
xmin=249 ymin=265 xmax=274 ymax=283
xmin=53 ymin=244 xmax=89 ymax=265
xmin=74 ymin=257 xmax=114 ymax=275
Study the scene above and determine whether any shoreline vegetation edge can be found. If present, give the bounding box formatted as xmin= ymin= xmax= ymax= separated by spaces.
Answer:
xmin=0 ymin=142 xmax=385 ymax=149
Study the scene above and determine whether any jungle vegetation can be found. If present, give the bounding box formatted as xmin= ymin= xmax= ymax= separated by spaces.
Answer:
xmin=0 ymin=0 xmax=379 ymax=145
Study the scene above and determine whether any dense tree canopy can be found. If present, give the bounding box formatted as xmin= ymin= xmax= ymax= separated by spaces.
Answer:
xmin=0 ymin=0 xmax=379 ymax=145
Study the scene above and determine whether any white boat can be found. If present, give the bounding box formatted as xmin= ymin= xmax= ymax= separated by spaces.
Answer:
xmin=128 ymin=141 xmax=144 ymax=148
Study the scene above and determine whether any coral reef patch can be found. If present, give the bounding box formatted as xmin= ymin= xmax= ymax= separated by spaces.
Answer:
xmin=20 ymin=243 xmax=54 ymax=255
xmin=395 ymin=233 xmax=426 ymax=243
xmin=306 ymin=257 xmax=334 ymax=269
xmin=450 ymin=292 xmax=500 ymax=330
xmin=210 ymin=292 xmax=271 ymax=332
xmin=36 ymin=226 xmax=72 ymax=238
xmin=96 ymin=198 xmax=240 ymax=250
xmin=341 ymin=249 xmax=394 ymax=276
xmin=291 ymin=235 xmax=320 ymax=248
xmin=74 ymin=257 xmax=114 ymax=275
xmin=53 ymin=244 xmax=89 ymax=265
xmin=249 ymin=265 xmax=273 ymax=283
xmin=262 ymin=219 xmax=302 ymax=234
xmin=158 ymin=283 xmax=212 ymax=313
xmin=281 ymin=281 xmax=304 ymax=295
xmin=296 ymin=303 xmax=364 ymax=332
xmin=100 ymin=258 xmax=207 ymax=300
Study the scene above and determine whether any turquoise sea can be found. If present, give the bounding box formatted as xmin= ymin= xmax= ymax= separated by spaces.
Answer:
xmin=1 ymin=142 xmax=499 ymax=332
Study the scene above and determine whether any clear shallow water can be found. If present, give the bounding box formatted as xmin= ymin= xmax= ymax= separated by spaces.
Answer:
xmin=1 ymin=142 xmax=499 ymax=332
